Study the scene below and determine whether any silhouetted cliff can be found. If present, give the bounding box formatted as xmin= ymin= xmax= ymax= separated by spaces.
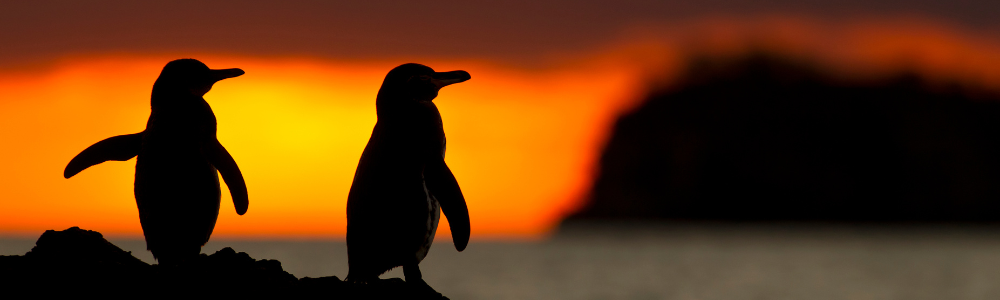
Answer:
xmin=567 ymin=53 xmax=1000 ymax=223
xmin=0 ymin=227 xmax=447 ymax=299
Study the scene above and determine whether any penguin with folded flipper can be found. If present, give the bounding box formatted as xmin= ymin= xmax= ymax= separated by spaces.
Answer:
xmin=346 ymin=63 xmax=472 ymax=291
xmin=64 ymin=58 xmax=248 ymax=265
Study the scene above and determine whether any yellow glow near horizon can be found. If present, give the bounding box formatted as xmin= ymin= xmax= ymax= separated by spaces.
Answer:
xmin=0 ymin=56 xmax=640 ymax=240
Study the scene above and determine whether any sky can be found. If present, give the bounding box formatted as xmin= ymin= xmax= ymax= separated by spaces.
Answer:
xmin=1 ymin=1 xmax=1000 ymax=240
xmin=2 ymin=0 xmax=999 ymax=68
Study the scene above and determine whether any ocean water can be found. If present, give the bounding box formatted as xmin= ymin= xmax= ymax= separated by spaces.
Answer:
xmin=5 ymin=224 xmax=1000 ymax=300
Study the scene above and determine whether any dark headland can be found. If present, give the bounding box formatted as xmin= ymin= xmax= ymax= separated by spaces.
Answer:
xmin=565 ymin=52 xmax=1000 ymax=226
xmin=0 ymin=227 xmax=448 ymax=299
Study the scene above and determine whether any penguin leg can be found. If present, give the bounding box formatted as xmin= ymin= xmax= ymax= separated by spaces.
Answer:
xmin=403 ymin=263 xmax=423 ymax=283
xmin=403 ymin=263 xmax=440 ymax=295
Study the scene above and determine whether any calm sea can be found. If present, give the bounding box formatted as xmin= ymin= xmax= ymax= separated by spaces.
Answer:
xmin=5 ymin=223 xmax=1000 ymax=300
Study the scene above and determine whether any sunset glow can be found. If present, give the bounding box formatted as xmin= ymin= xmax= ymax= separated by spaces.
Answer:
xmin=2 ymin=18 xmax=1000 ymax=240
xmin=0 ymin=56 xmax=641 ymax=240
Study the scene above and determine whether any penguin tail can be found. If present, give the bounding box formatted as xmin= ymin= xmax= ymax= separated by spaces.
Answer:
xmin=64 ymin=132 xmax=144 ymax=178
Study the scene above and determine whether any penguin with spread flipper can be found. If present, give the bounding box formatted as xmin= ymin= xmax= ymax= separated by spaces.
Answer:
xmin=64 ymin=58 xmax=248 ymax=265
xmin=346 ymin=63 xmax=472 ymax=291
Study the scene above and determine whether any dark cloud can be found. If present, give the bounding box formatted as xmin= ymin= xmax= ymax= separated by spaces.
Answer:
xmin=1 ymin=0 xmax=998 ymax=68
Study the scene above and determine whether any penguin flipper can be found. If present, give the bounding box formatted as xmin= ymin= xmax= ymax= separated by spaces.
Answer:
xmin=206 ymin=139 xmax=248 ymax=215
xmin=425 ymin=159 xmax=470 ymax=251
xmin=64 ymin=132 xmax=144 ymax=178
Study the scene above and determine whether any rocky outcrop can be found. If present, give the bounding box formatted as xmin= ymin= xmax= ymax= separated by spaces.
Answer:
xmin=567 ymin=53 xmax=1000 ymax=224
xmin=0 ymin=227 xmax=447 ymax=299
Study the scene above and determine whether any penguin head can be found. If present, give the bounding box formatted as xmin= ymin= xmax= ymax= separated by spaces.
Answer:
xmin=152 ymin=59 xmax=244 ymax=97
xmin=377 ymin=63 xmax=471 ymax=105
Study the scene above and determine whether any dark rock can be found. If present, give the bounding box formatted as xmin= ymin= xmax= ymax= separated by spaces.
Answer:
xmin=27 ymin=226 xmax=147 ymax=268
xmin=566 ymin=52 xmax=1000 ymax=224
xmin=0 ymin=227 xmax=448 ymax=299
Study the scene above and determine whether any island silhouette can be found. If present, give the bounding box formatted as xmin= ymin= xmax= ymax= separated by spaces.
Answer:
xmin=568 ymin=52 xmax=1000 ymax=224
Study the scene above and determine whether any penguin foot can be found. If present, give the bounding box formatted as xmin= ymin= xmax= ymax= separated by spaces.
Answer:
xmin=345 ymin=275 xmax=378 ymax=285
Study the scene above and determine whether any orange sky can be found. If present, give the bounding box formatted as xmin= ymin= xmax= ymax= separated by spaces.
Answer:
xmin=2 ymin=18 xmax=1000 ymax=240
xmin=0 ymin=56 xmax=643 ymax=240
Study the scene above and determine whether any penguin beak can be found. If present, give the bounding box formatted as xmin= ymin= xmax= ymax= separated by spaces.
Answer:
xmin=432 ymin=70 xmax=471 ymax=88
xmin=209 ymin=68 xmax=245 ymax=82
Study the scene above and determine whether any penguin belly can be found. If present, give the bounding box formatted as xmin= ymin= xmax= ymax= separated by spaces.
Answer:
xmin=134 ymin=145 xmax=221 ymax=261
xmin=347 ymin=164 xmax=436 ymax=276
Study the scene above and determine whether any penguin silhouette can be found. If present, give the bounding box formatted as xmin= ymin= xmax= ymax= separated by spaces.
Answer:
xmin=346 ymin=63 xmax=472 ymax=288
xmin=64 ymin=58 xmax=248 ymax=264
